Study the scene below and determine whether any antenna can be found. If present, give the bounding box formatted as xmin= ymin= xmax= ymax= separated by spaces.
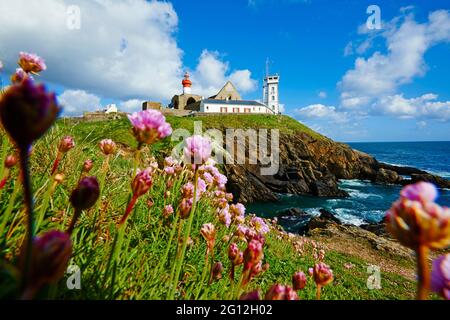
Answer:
xmin=265 ymin=57 xmax=270 ymax=77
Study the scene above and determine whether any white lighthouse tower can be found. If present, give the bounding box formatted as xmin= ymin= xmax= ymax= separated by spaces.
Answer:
xmin=263 ymin=59 xmax=280 ymax=114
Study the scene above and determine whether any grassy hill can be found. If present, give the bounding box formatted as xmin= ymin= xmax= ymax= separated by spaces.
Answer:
xmin=0 ymin=114 xmax=418 ymax=300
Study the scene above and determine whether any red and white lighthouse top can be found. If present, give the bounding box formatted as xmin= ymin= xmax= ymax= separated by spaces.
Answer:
xmin=182 ymin=72 xmax=192 ymax=87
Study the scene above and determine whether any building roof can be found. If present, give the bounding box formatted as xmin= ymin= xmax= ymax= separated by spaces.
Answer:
xmin=202 ymin=99 xmax=267 ymax=107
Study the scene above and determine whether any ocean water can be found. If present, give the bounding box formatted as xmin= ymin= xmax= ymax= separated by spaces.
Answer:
xmin=247 ymin=141 xmax=450 ymax=228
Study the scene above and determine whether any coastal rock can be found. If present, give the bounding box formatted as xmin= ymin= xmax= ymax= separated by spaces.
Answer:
xmin=360 ymin=220 xmax=390 ymax=238
xmin=276 ymin=208 xmax=310 ymax=233
xmin=373 ymin=168 xmax=402 ymax=184
xmin=305 ymin=209 xmax=342 ymax=234
xmin=409 ymin=173 xmax=450 ymax=189
xmin=220 ymin=120 xmax=449 ymax=203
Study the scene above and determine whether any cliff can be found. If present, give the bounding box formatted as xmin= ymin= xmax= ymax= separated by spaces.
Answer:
xmin=217 ymin=116 xmax=450 ymax=203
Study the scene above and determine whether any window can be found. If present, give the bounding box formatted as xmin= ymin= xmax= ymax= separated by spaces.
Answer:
xmin=244 ymin=108 xmax=251 ymax=113
xmin=272 ymin=96 xmax=275 ymax=101
xmin=233 ymin=107 xmax=240 ymax=113
xmin=272 ymin=105 xmax=275 ymax=110
xmin=271 ymin=87 xmax=275 ymax=94
xmin=220 ymin=107 xmax=227 ymax=113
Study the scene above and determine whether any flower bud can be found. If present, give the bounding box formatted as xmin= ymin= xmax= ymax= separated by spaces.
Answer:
xmin=0 ymin=78 xmax=60 ymax=147
xmin=4 ymin=155 xmax=18 ymax=168
xmin=292 ymin=271 xmax=307 ymax=290
xmin=23 ymin=230 xmax=72 ymax=289
xmin=312 ymin=262 xmax=334 ymax=286
xmin=70 ymin=176 xmax=100 ymax=210
xmin=83 ymin=159 xmax=94 ymax=173
xmin=265 ymin=284 xmax=298 ymax=300
xmin=99 ymin=139 xmax=117 ymax=155
xmin=228 ymin=243 xmax=243 ymax=266
xmin=240 ymin=290 xmax=261 ymax=300
xmin=18 ymin=52 xmax=47 ymax=74
xmin=54 ymin=173 xmax=64 ymax=184
xmin=179 ymin=198 xmax=193 ymax=219
xmin=58 ymin=136 xmax=75 ymax=153
xmin=212 ymin=262 xmax=223 ymax=281
xmin=131 ymin=168 xmax=153 ymax=197
xmin=163 ymin=204 xmax=174 ymax=218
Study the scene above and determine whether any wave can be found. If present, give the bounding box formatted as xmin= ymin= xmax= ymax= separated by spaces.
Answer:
xmin=333 ymin=208 xmax=366 ymax=226
xmin=339 ymin=179 xmax=371 ymax=187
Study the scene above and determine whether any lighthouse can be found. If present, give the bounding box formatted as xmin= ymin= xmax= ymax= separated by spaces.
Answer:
xmin=182 ymin=71 xmax=192 ymax=94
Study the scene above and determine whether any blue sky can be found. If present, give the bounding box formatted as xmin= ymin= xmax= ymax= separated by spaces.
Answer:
xmin=0 ymin=0 xmax=449 ymax=142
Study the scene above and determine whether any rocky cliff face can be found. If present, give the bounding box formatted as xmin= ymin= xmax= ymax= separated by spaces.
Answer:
xmin=223 ymin=131 xmax=450 ymax=204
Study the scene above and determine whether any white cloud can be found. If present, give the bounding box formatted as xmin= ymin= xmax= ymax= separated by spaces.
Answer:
xmin=339 ymin=10 xmax=450 ymax=121
xmin=120 ymin=99 xmax=143 ymax=112
xmin=58 ymin=90 xmax=102 ymax=115
xmin=416 ymin=120 xmax=427 ymax=129
xmin=0 ymin=1 xmax=257 ymax=114
xmin=373 ymin=93 xmax=450 ymax=120
xmin=191 ymin=50 xmax=257 ymax=98
xmin=295 ymin=104 xmax=348 ymax=123
xmin=318 ymin=91 xmax=327 ymax=98
xmin=0 ymin=0 xmax=182 ymax=101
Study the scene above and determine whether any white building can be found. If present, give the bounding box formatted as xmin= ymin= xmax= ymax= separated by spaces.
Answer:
xmin=263 ymin=74 xmax=280 ymax=114
xmin=172 ymin=68 xmax=280 ymax=114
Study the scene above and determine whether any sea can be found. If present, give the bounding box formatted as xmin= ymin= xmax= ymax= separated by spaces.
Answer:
xmin=247 ymin=141 xmax=450 ymax=228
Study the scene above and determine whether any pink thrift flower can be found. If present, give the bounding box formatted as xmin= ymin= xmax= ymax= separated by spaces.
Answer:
xmin=312 ymin=262 xmax=334 ymax=286
xmin=163 ymin=204 xmax=174 ymax=218
xmin=292 ymin=271 xmax=307 ymax=290
xmin=58 ymin=136 xmax=75 ymax=153
xmin=128 ymin=110 xmax=172 ymax=145
xmin=218 ymin=206 xmax=232 ymax=228
xmin=131 ymin=168 xmax=153 ymax=197
xmin=431 ymin=253 xmax=450 ymax=300
xmin=251 ymin=216 xmax=270 ymax=235
xmin=18 ymin=51 xmax=47 ymax=74
xmin=400 ymin=182 xmax=438 ymax=203
xmin=164 ymin=166 xmax=175 ymax=175
xmin=183 ymin=135 xmax=212 ymax=165
xmin=180 ymin=198 xmax=193 ymax=219
xmin=11 ymin=68 xmax=33 ymax=83
xmin=99 ymin=139 xmax=117 ymax=155
xmin=265 ymin=284 xmax=298 ymax=300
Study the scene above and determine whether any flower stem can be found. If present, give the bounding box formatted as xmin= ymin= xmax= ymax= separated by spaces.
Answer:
xmin=50 ymin=153 xmax=60 ymax=175
xmin=119 ymin=195 xmax=138 ymax=226
xmin=19 ymin=146 xmax=34 ymax=292
xmin=169 ymin=170 xmax=198 ymax=299
xmin=67 ymin=207 xmax=82 ymax=235
xmin=416 ymin=245 xmax=430 ymax=300
xmin=316 ymin=284 xmax=322 ymax=300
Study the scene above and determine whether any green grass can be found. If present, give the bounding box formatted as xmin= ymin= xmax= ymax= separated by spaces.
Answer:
xmin=0 ymin=115 xmax=417 ymax=300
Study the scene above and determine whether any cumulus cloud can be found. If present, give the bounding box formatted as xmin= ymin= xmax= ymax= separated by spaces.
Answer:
xmin=0 ymin=0 xmax=183 ymax=101
xmin=0 ymin=1 xmax=258 ymax=115
xmin=372 ymin=93 xmax=450 ymax=120
xmin=295 ymin=104 xmax=348 ymax=123
xmin=339 ymin=10 xmax=450 ymax=112
xmin=58 ymin=90 xmax=102 ymax=115
xmin=318 ymin=91 xmax=327 ymax=98
xmin=191 ymin=50 xmax=257 ymax=98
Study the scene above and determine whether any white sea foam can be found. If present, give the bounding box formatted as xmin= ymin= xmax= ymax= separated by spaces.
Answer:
xmin=333 ymin=208 xmax=366 ymax=226
xmin=339 ymin=179 xmax=370 ymax=187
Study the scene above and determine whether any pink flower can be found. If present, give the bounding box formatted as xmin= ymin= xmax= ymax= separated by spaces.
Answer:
xmin=70 ymin=176 xmax=100 ymax=210
xmin=4 ymin=155 xmax=18 ymax=168
xmin=0 ymin=78 xmax=60 ymax=147
xmin=131 ymin=168 xmax=153 ymax=197
xmin=180 ymin=198 xmax=193 ymax=219
xmin=202 ymin=172 xmax=214 ymax=184
xmin=58 ymin=136 xmax=75 ymax=153
xmin=164 ymin=166 xmax=175 ymax=175
xmin=228 ymin=243 xmax=243 ymax=266
xmin=400 ymin=182 xmax=438 ymax=203
xmin=218 ymin=206 xmax=232 ymax=227
xmin=431 ymin=254 xmax=450 ymax=300
xmin=312 ymin=262 xmax=334 ymax=286
xmin=214 ymin=172 xmax=228 ymax=185
xmin=25 ymin=230 xmax=72 ymax=291
xmin=183 ymin=135 xmax=212 ymax=165
xmin=83 ymin=159 xmax=94 ymax=173
xmin=240 ymin=290 xmax=261 ymax=300
xmin=163 ymin=204 xmax=174 ymax=218
xmin=265 ymin=284 xmax=299 ymax=300
xmin=18 ymin=51 xmax=47 ymax=74
xmin=251 ymin=216 xmax=270 ymax=235
xmin=243 ymin=239 xmax=264 ymax=272
xmin=292 ymin=271 xmax=307 ymax=290
xmin=201 ymin=223 xmax=216 ymax=252
xmin=128 ymin=110 xmax=172 ymax=145
xmin=11 ymin=68 xmax=33 ymax=84
xmin=99 ymin=139 xmax=117 ymax=155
